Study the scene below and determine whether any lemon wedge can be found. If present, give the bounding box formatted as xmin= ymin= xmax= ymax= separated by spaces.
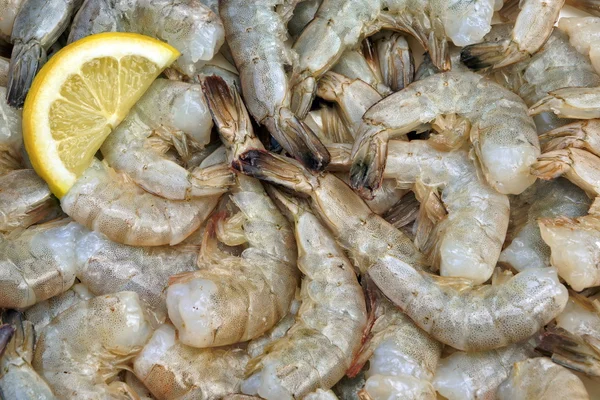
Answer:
xmin=23 ymin=32 xmax=180 ymax=198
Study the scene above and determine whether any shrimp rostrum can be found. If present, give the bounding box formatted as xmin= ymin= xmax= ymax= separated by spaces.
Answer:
xmin=350 ymin=71 xmax=540 ymax=198
xmin=233 ymin=150 xmax=568 ymax=351
xmin=165 ymin=76 xmax=299 ymax=348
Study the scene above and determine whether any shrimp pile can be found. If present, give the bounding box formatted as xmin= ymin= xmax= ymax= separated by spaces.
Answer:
xmin=7 ymin=1 xmax=600 ymax=399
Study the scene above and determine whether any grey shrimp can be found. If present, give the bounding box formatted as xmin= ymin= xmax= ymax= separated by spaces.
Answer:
xmin=382 ymin=139 xmax=510 ymax=284
xmin=461 ymin=0 xmax=564 ymax=70
xmin=6 ymin=0 xmax=82 ymax=107
xmin=499 ymin=178 xmax=591 ymax=272
xmin=233 ymin=150 xmax=568 ymax=351
xmin=0 ymin=311 xmax=56 ymax=400
xmin=0 ymin=219 xmax=80 ymax=309
xmin=165 ymin=76 xmax=299 ymax=348
xmin=290 ymin=0 xmax=497 ymax=118
xmin=220 ymin=0 xmax=330 ymax=171
xmin=241 ymin=189 xmax=367 ymax=400
xmin=133 ymin=323 xmax=249 ymax=400
xmin=69 ymin=0 xmax=224 ymax=78
xmin=349 ymin=71 xmax=540 ymax=198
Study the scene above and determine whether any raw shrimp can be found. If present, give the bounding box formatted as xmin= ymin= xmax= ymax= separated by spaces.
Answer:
xmin=241 ymin=189 xmax=367 ymax=400
xmin=0 ymin=86 xmax=24 ymax=174
xmin=497 ymin=357 xmax=590 ymax=400
xmin=101 ymin=78 xmax=233 ymax=200
xmin=461 ymin=0 xmax=564 ymax=70
xmin=0 ymin=0 xmax=25 ymax=45
xmin=288 ymin=0 xmax=322 ymax=38
xmin=23 ymin=283 xmax=93 ymax=333
xmin=330 ymin=48 xmax=391 ymax=96
xmin=0 ymin=219 xmax=80 ymax=309
xmin=351 ymin=293 xmax=441 ymax=400
xmin=383 ymin=139 xmax=509 ymax=284
xmin=368 ymin=30 xmax=414 ymax=92
xmin=349 ymin=71 xmax=540 ymax=198
xmin=557 ymin=17 xmax=600 ymax=75
xmin=539 ymin=198 xmax=600 ymax=291
xmin=69 ymin=0 xmax=224 ymax=77
xmin=220 ymin=0 xmax=330 ymax=171
xmin=532 ymin=147 xmax=600 ymax=197
xmin=432 ymin=341 xmax=535 ymax=400
xmin=133 ymin=323 xmax=249 ymax=400
xmin=499 ymin=178 xmax=590 ymax=272
xmin=74 ymin=223 xmax=199 ymax=324
xmin=61 ymin=157 xmax=221 ymax=246
xmin=6 ymin=0 xmax=82 ymax=107
xmin=234 ymin=150 xmax=568 ymax=351
xmin=0 ymin=311 xmax=56 ymax=400
xmin=33 ymin=291 xmax=152 ymax=399
xmin=0 ymin=169 xmax=57 ymax=232
xmin=166 ymin=76 xmax=298 ymax=348
xmin=290 ymin=0 xmax=497 ymax=118
xmin=304 ymin=390 xmax=339 ymax=400
xmin=566 ymin=0 xmax=600 ymax=15
xmin=541 ymin=119 xmax=600 ymax=156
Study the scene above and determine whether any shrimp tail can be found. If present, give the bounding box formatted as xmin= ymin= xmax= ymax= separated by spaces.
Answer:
xmin=461 ymin=39 xmax=524 ymax=70
xmin=382 ymin=192 xmax=419 ymax=229
xmin=539 ymin=121 xmax=590 ymax=153
xmin=349 ymin=128 xmax=388 ymax=200
xmin=267 ymin=107 xmax=331 ymax=172
xmin=7 ymin=40 xmax=46 ymax=108
xmin=0 ymin=324 xmax=15 ymax=359
xmin=232 ymin=150 xmax=315 ymax=195
xmin=536 ymin=325 xmax=600 ymax=377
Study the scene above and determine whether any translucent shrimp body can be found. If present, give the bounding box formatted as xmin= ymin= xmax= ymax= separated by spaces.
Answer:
xmin=234 ymin=150 xmax=568 ymax=351
xmin=0 ymin=312 xmax=56 ymax=400
xmin=290 ymin=0 xmax=497 ymax=118
xmin=0 ymin=220 xmax=80 ymax=309
xmin=241 ymin=191 xmax=367 ymax=400
xmin=499 ymin=179 xmax=591 ymax=272
xmin=497 ymin=358 xmax=590 ymax=400
xmin=61 ymin=158 xmax=221 ymax=246
xmin=350 ymin=71 xmax=540 ymax=198
xmin=133 ymin=324 xmax=249 ymax=400
xmin=101 ymin=78 xmax=231 ymax=201
xmin=32 ymin=291 xmax=152 ymax=400
xmin=166 ymin=77 xmax=299 ymax=348
xmin=69 ymin=0 xmax=224 ymax=77
xmin=383 ymin=139 xmax=510 ymax=284
xmin=354 ymin=296 xmax=442 ymax=400
xmin=432 ymin=341 xmax=535 ymax=400
xmin=0 ymin=0 xmax=25 ymax=44
xmin=220 ymin=0 xmax=330 ymax=171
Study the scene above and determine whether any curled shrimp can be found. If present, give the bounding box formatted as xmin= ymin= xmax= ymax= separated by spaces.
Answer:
xmin=0 ymin=311 xmax=56 ymax=400
xmin=383 ymin=139 xmax=510 ymax=284
xmin=241 ymin=189 xmax=367 ymax=400
xmin=349 ymin=71 xmax=540 ymax=198
xmin=23 ymin=283 xmax=93 ymax=333
xmin=220 ymin=0 xmax=330 ymax=171
xmin=290 ymin=0 xmax=497 ymax=118
xmin=539 ymin=198 xmax=600 ymax=291
xmin=165 ymin=76 xmax=299 ymax=348
xmin=61 ymin=157 xmax=222 ymax=246
xmin=69 ymin=0 xmax=224 ymax=77
xmin=6 ymin=0 xmax=81 ymax=106
xmin=0 ymin=219 xmax=80 ymax=309
xmin=499 ymin=178 xmax=590 ymax=272
xmin=532 ymin=147 xmax=600 ymax=197
xmin=133 ymin=323 xmax=249 ymax=400
xmin=497 ymin=357 xmax=590 ymax=400
xmin=351 ymin=291 xmax=442 ymax=400
xmin=32 ymin=291 xmax=152 ymax=399
xmin=234 ymin=150 xmax=568 ymax=351
xmin=432 ymin=341 xmax=535 ymax=400
xmin=101 ymin=78 xmax=233 ymax=201
xmin=461 ymin=0 xmax=564 ymax=70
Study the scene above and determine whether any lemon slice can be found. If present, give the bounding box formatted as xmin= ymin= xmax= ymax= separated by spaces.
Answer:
xmin=23 ymin=32 xmax=180 ymax=198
